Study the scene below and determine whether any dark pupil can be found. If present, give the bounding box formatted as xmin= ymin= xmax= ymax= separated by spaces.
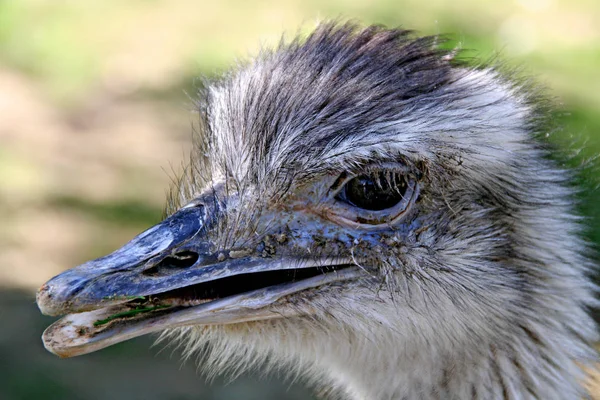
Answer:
xmin=343 ymin=172 xmax=407 ymax=211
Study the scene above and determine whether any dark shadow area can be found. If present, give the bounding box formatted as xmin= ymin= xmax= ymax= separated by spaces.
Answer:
xmin=0 ymin=288 xmax=315 ymax=400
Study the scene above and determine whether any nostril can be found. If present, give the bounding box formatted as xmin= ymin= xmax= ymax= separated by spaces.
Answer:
xmin=143 ymin=251 xmax=200 ymax=276
xmin=161 ymin=251 xmax=200 ymax=269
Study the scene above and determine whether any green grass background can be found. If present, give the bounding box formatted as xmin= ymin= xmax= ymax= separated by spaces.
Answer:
xmin=0 ymin=0 xmax=598 ymax=399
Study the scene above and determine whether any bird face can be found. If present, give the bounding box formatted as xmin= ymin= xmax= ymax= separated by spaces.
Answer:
xmin=36 ymin=157 xmax=427 ymax=357
xmin=36 ymin=23 xmax=565 ymax=365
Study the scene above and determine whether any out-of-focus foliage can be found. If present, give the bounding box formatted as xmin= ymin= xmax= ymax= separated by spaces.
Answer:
xmin=0 ymin=1 xmax=597 ymax=399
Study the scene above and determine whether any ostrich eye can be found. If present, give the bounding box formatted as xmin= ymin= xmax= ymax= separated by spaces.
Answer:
xmin=328 ymin=169 xmax=417 ymax=228
xmin=338 ymin=172 xmax=408 ymax=211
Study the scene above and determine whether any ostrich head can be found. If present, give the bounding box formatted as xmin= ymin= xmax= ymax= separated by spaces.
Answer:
xmin=37 ymin=23 xmax=598 ymax=399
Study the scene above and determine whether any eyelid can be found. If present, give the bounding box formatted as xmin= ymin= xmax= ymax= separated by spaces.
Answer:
xmin=328 ymin=172 xmax=351 ymax=196
xmin=327 ymin=163 xmax=413 ymax=198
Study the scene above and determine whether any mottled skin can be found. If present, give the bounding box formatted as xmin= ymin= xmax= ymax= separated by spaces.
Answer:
xmin=38 ymin=23 xmax=598 ymax=399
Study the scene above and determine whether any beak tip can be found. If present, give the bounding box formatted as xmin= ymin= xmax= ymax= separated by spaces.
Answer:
xmin=41 ymin=321 xmax=71 ymax=358
xmin=36 ymin=282 xmax=63 ymax=317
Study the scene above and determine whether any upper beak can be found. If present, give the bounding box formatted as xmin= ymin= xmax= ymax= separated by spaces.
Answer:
xmin=37 ymin=204 xmax=209 ymax=316
xmin=36 ymin=191 xmax=361 ymax=358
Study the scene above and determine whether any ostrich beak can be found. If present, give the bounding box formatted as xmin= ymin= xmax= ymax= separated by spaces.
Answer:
xmin=36 ymin=198 xmax=360 ymax=358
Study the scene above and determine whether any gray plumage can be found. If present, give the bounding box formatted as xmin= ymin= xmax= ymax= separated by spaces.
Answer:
xmin=38 ymin=22 xmax=599 ymax=400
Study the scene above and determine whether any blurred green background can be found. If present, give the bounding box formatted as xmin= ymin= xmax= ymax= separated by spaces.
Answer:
xmin=0 ymin=0 xmax=598 ymax=399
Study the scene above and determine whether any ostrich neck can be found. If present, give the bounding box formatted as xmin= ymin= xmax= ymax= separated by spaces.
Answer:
xmin=312 ymin=329 xmax=591 ymax=400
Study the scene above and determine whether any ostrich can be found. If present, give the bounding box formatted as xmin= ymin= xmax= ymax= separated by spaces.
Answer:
xmin=36 ymin=22 xmax=598 ymax=399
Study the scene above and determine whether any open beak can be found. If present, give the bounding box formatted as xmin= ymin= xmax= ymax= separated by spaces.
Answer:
xmin=36 ymin=193 xmax=361 ymax=358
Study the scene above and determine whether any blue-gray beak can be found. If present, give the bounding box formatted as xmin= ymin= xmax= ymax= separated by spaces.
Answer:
xmin=36 ymin=192 xmax=361 ymax=358
xmin=37 ymin=205 xmax=209 ymax=316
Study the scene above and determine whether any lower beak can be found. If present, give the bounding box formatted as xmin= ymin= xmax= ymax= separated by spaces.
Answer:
xmin=36 ymin=198 xmax=360 ymax=358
